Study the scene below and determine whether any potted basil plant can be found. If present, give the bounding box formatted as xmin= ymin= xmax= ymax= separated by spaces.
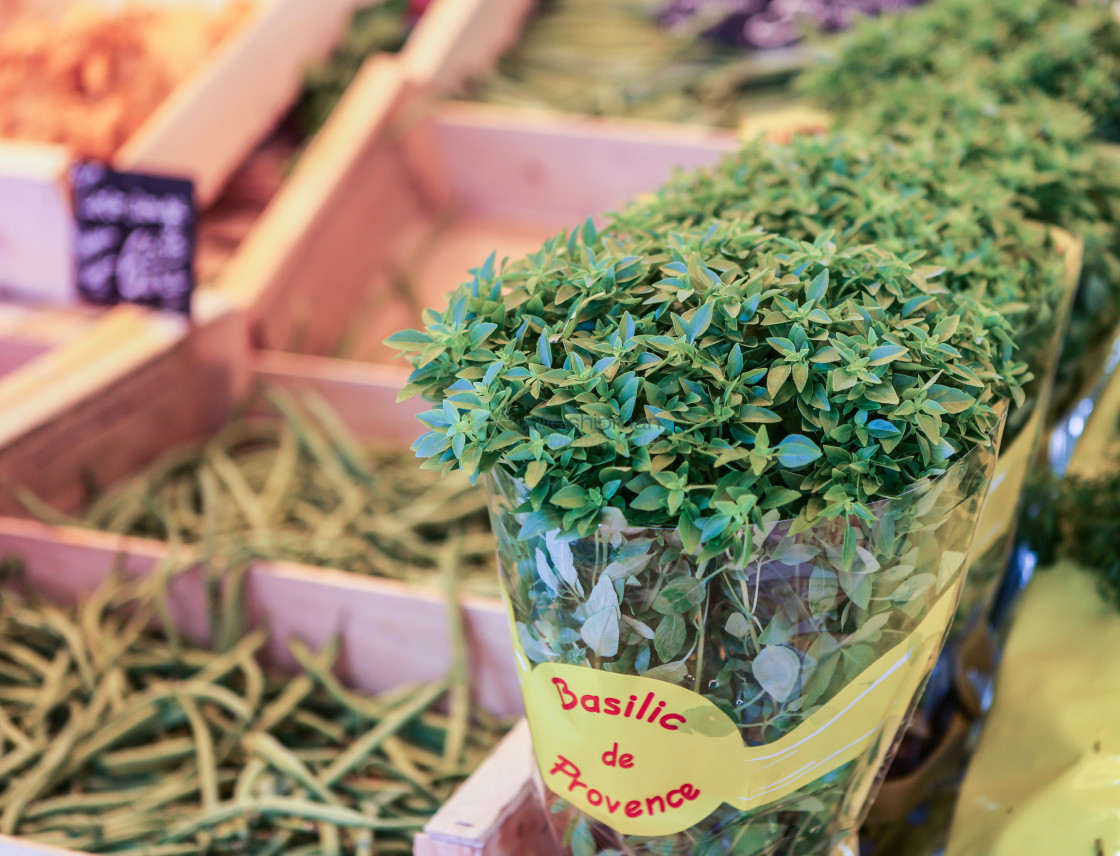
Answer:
xmin=614 ymin=132 xmax=1081 ymax=793
xmin=388 ymin=218 xmax=1019 ymax=855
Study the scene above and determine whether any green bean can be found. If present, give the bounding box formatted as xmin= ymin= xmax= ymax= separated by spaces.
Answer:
xmin=243 ymin=731 xmax=342 ymax=806
xmin=178 ymin=694 xmax=219 ymax=813
xmin=1 ymin=700 xmax=86 ymax=832
xmin=126 ymin=769 xmax=239 ymax=815
xmin=266 ymin=391 xmax=358 ymax=500
xmin=194 ymin=627 xmax=268 ymax=686
xmin=25 ymin=649 xmax=73 ymax=725
xmin=362 ymin=758 xmax=439 ymax=806
xmin=46 ymin=388 xmax=500 ymax=596
xmin=113 ymin=844 xmax=203 ymax=856
xmin=318 ymin=820 xmax=342 ymax=856
xmin=167 ymin=797 xmax=427 ymax=840
xmin=1 ymin=539 xmax=508 ymax=854
xmin=291 ymin=709 xmax=348 ymax=743
xmin=355 ymin=828 xmax=375 ymax=856
xmin=43 ymin=603 xmax=99 ymax=693
xmin=319 ymin=680 xmax=450 ymax=787
xmin=0 ymin=742 xmax=39 ymax=782
xmin=1 ymin=640 xmax=53 ymax=679
xmin=255 ymin=673 xmax=315 ymax=734
xmin=0 ymin=705 xmax=32 ymax=750
xmin=287 ymin=638 xmax=383 ymax=722
xmin=440 ymin=537 xmax=471 ymax=773
xmin=208 ymin=452 xmax=269 ymax=535
xmin=98 ymin=736 xmax=197 ymax=777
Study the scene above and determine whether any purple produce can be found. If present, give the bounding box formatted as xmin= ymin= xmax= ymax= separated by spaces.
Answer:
xmin=660 ymin=0 xmax=928 ymax=49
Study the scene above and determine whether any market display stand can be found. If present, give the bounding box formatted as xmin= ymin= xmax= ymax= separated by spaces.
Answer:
xmin=0 ymin=292 xmax=245 ymax=517
xmin=0 ymin=5 xmax=1094 ymax=855
xmin=0 ymin=56 xmax=751 ymax=856
xmin=0 ymin=346 xmax=521 ymax=704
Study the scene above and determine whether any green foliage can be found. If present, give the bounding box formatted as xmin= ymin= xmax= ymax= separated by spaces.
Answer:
xmin=1020 ymin=466 xmax=1120 ymax=611
xmin=617 ymin=131 xmax=1064 ymax=436
xmin=488 ymin=388 xmax=996 ymax=855
xmin=293 ymin=0 xmax=412 ymax=137
xmin=799 ymin=0 xmax=1120 ymax=140
xmin=467 ymin=0 xmax=801 ymax=128
xmin=826 ymin=79 xmax=1120 ymax=412
xmin=389 ymin=214 xmax=1020 ymax=557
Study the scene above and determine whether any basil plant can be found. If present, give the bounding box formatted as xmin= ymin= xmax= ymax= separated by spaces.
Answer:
xmin=389 ymin=215 xmax=1019 ymax=855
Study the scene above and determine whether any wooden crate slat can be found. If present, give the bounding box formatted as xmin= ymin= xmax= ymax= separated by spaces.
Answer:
xmin=0 ymin=835 xmax=84 ymax=856
xmin=423 ymin=102 xmax=740 ymax=227
xmin=217 ymin=58 xmax=439 ymax=355
xmin=417 ymin=720 xmax=560 ymax=856
xmin=251 ymin=349 xmax=422 ymax=444
xmin=115 ymin=0 xmax=358 ymax=207
xmin=402 ymin=0 xmax=536 ymax=94
xmin=0 ymin=514 xmax=521 ymax=716
xmin=0 ymin=301 xmax=249 ymax=514
xmin=0 ymin=143 xmax=72 ymax=305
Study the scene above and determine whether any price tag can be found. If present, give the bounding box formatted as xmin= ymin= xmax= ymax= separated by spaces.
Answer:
xmin=72 ymin=162 xmax=196 ymax=315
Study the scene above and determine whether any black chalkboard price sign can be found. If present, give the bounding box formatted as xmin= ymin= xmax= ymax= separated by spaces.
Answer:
xmin=72 ymin=162 xmax=196 ymax=315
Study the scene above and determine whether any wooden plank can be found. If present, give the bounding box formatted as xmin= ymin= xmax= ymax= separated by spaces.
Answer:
xmin=425 ymin=102 xmax=740 ymax=226
xmin=116 ymin=0 xmax=358 ymax=207
xmin=0 ymin=836 xmax=84 ymax=856
xmin=0 ymin=297 xmax=249 ymax=515
xmin=402 ymin=0 xmax=536 ymax=93
xmin=251 ymin=349 xmax=423 ymax=444
xmin=0 ymin=338 xmax=49 ymax=378
xmin=0 ymin=304 xmax=104 ymax=347
xmin=0 ymin=143 xmax=73 ymax=304
xmin=417 ymin=721 xmax=559 ymax=856
xmin=0 ymin=514 xmax=521 ymax=717
xmin=0 ymin=0 xmax=360 ymax=304
xmin=331 ymin=101 xmax=742 ymax=362
xmin=216 ymin=58 xmax=437 ymax=355
xmin=0 ymin=348 xmax=519 ymax=709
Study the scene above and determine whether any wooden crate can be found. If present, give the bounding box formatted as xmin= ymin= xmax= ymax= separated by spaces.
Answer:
xmin=0 ymin=11 xmax=420 ymax=504
xmin=0 ymin=0 xmax=367 ymax=305
xmin=0 ymin=294 xmax=249 ymax=518
xmin=399 ymin=0 xmax=536 ymax=94
xmin=0 ymin=343 xmax=521 ymax=712
xmin=222 ymin=92 xmax=741 ymax=360
xmin=0 ymin=406 xmax=521 ymax=855
xmin=0 ymin=0 xmax=361 ymax=204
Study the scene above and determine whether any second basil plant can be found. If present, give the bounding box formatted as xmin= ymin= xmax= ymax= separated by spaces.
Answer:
xmin=389 ymin=215 xmax=1019 ymax=854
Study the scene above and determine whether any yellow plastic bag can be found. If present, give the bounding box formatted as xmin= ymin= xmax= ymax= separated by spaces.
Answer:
xmin=946 ymin=563 xmax=1120 ymax=856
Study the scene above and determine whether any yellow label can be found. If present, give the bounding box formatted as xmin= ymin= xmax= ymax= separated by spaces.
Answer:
xmin=972 ymin=407 xmax=1040 ymax=559
xmin=508 ymin=588 xmax=958 ymax=836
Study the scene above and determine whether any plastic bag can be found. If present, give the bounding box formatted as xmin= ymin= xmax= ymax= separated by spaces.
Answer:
xmin=945 ymin=562 xmax=1120 ymax=856
xmin=487 ymin=432 xmax=998 ymax=856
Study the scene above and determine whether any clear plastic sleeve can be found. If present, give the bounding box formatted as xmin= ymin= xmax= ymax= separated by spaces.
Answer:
xmin=486 ymin=430 xmax=999 ymax=856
